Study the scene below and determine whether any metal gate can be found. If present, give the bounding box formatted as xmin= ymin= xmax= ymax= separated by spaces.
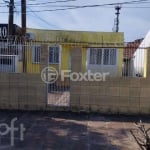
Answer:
xmin=47 ymin=79 xmax=70 ymax=107
xmin=46 ymin=45 xmax=71 ymax=107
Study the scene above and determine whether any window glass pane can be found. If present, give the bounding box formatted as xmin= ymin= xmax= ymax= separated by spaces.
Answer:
xmin=49 ymin=47 xmax=54 ymax=63
xmin=96 ymin=49 xmax=102 ymax=64
xmin=54 ymin=47 xmax=59 ymax=63
xmin=110 ymin=49 xmax=116 ymax=65
xmin=103 ymin=49 xmax=109 ymax=65
xmin=32 ymin=46 xmax=41 ymax=63
xmin=49 ymin=46 xmax=59 ymax=63
xmin=0 ymin=58 xmax=12 ymax=65
xmin=35 ymin=46 xmax=40 ymax=63
xmin=89 ymin=48 xmax=96 ymax=64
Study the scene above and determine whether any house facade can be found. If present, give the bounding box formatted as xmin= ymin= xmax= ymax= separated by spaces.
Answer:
xmin=0 ymin=28 xmax=124 ymax=77
xmin=26 ymin=29 xmax=124 ymax=76
xmin=2 ymin=29 xmax=150 ymax=114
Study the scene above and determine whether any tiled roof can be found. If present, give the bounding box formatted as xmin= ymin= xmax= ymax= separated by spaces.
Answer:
xmin=124 ymin=39 xmax=143 ymax=59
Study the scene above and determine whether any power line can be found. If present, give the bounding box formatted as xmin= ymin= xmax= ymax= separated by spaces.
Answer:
xmin=21 ymin=2 xmax=150 ymax=8
xmin=28 ymin=0 xmax=77 ymax=5
xmin=26 ymin=0 xmax=150 ymax=6
xmin=19 ymin=0 xmax=150 ymax=13
xmin=15 ymin=0 xmax=78 ymax=6
xmin=1 ymin=6 xmax=150 ymax=13
xmin=27 ymin=7 xmax=63 ymax=29
xmin=0 ymin=0 xmax=78 ymax=6
xmin=0 ymin=0 xmax=150 ymax=13
xmin=2 ymin=0 xmax=150 ymax=6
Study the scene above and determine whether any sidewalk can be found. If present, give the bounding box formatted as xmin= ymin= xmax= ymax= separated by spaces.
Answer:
xmin=0 ymin=111 xmax=149 ymax=150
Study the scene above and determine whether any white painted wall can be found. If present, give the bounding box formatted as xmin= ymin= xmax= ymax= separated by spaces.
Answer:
xmin=133 ymin=31 xmax=150 ymax=77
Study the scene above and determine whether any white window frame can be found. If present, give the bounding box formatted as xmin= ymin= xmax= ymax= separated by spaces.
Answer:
xmin=0 ymin=43 xmax=23 ymax=61
xmin=32 ymin=45 xmax=41 ymax=63
xmin=48 ymin=45 xmax=61 ymax=64
xmin=0 ymin=55 xmax=19 ymax=73
xmin=88 ymin=48 xmax=117 ymax=66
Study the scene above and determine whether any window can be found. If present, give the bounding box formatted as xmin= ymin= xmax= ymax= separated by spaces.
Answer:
xmin=32 ymin=45 xmax=41 ymax=63
xmin=0 ymin=55 xmax=18 ymax=73
xmin=0 ymin=58 xmax=12 ymax=65
xmin=90 ymin=48 xmax=102 ymax=64
xmin=49 ymin=46 xmax=60 ymax=64
xmin=0 ymin=44 xmax=22 ymax=60
xmin=89 ymin=48 xmax=117 ymax=65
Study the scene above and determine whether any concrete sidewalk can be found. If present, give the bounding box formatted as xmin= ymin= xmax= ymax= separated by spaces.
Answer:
xmin=0 ymin=111 xmax=149 ymax=150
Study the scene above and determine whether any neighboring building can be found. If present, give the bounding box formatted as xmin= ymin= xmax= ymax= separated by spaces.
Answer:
xmin=0 ymin=24 xmax=22 ymax=73
xmin=0 ymin=28 xmax=124 ymax=76
xmin=133 ymin=31 xmax=150 ymax=77
xmin=123 ymin=31 xmax=150 ymax=77
xmin=123 ymin=38 xmax=143 ymax=76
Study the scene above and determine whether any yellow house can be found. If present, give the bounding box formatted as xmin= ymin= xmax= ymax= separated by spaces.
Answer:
xmin=24 ymin=28 xmax=124 ymax=77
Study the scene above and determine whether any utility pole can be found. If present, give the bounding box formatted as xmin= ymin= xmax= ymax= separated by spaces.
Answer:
xmin=8 ymin=0 xmax=14 ymax=37
xmin=21 ymin=0 xmax=26 ymax=36
xmin=21 ymin=0 xmax=27 ymax=72
xmin=113 ymin=5 xmax=121 ymax=32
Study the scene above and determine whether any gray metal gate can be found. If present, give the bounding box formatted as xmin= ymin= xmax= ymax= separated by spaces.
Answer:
xmin=47 ymin=80 xmax=70 ymax=107
xmin=46 ymin=45 xmax=70 ymax=107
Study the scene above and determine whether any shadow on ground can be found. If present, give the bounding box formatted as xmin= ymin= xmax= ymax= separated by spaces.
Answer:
xmin=0 ymin=110 xmax=149 ymax=150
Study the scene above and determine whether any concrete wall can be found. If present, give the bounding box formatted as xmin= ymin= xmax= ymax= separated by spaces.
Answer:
xmin=70 ymin=77 xmax=150 ymax=114
xmin=0 ymin=44 xmax=150 ymax=115
xmin=0 ymin=73 xmax=46 ymax=110
xmin=0 ymin=44 xmax=48 ymax=110
xmin=70 ymin=47 xmax=150 ymax=114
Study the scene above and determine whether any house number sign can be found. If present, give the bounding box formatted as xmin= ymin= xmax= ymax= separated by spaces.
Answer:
xmin=0 ymin=26 xmax=7 ymax=38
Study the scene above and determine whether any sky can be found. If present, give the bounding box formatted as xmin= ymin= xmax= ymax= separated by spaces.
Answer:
xmin=0 ymin=0 xmax=150 ymax=42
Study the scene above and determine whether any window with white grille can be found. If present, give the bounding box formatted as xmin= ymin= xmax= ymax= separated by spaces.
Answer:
xmin=0 ymin=55 xmax=18 ymax=73
xmin=0 ymin=44 xmax=22 ymax=60
xmin=32 ymin=45 xmax=41 ymax=63
xmin=89 ymin=48 xmax=117 ymax=65
xmin=49 ymin=46 xmax=60 ymax=64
